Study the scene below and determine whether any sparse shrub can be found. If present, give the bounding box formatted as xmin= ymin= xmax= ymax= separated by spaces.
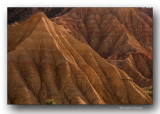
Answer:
xmin=143 ymin=86 xmax=152 ymax=91
xmin=45 ymin=99 xmax=56 ymax=104
xmin=147 ymin=91 xmax=153 ymax=98
xmin=142 ymin=86 xmax=153 ymax=98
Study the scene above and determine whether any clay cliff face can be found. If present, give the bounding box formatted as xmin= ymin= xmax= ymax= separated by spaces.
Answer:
xmin=52 ymin=8 xmax=153 ymax=87
xmin=8 ymin=11 xmax=152 ymax=104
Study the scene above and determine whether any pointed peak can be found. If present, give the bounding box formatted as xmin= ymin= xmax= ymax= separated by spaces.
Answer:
xmin=31 ymin=11 xmax=48 ymax=19
xmin=34 ymin=12 xmax=46 ymax=17
xmin=20 ymin=12 xmax=49 ymax=28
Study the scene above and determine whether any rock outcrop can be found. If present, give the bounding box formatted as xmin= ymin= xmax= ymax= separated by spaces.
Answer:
xmin=8 ymin=12 xmax=152 ymax=104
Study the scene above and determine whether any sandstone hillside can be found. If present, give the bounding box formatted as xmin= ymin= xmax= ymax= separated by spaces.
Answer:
xmin=8 ymin=12 xmax=152 ymax=104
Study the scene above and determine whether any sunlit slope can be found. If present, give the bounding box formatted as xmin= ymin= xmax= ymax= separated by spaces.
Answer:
xmin=8 ymin=12 xmax=152 ymax=104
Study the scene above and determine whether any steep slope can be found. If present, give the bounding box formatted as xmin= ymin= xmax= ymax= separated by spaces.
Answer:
xmin=8 ymin=12 xmax=152 ymax=104
xmin=52 ymin=8 xmax=152 ymax=55
xmin=52 ymin=8 xmax=152 ymax=87
xmin=107 ymin=52 xmax=152 ymax=87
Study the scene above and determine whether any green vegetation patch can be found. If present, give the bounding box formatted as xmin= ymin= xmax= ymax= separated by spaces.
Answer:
xmin=142 ymin=86 xmax=153 ymax=98
xmin=45 ymin=99 xmax=56 ymax=104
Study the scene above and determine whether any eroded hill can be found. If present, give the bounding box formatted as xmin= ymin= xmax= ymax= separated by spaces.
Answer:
xmin=8 ymin=12 xmax=152 ymax=104
xmin=52 ymin=8 xmax=153 ymax=87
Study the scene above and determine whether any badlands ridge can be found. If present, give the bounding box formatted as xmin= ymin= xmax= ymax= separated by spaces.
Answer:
xmin=8 ymin=8 xmax=152 ymax=104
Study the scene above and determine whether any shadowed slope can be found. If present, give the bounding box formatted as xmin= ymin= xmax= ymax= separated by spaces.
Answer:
xmin=8 ymin=8 xmax=72 ymax=24
xmin=107 ymin=52 xmax=152 ymax=87
xmin=8 ymin=12 xmax=152 ymax=104
xmin=52 ymin=8 xmax=152 ymax=87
